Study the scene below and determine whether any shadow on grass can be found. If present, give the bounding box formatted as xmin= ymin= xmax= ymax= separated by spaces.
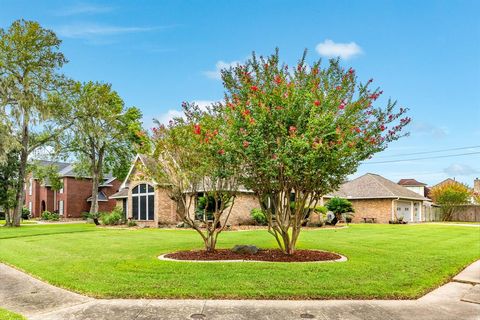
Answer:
xmin=0 ymin=229 xmax=97 ymax=240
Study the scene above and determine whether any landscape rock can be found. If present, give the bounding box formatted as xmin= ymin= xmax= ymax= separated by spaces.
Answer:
xmin=232 ymin=245 xmax=259 ymax=254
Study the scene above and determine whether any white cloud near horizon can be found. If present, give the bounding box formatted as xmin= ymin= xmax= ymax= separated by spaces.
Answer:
xmin=204 ymin=60 xmax=241 ymax=80
xmin=444 ymin=163 xmax=479 ymax=176
xmin=315 ymin=39 xmax=363 ymax=60
xmin=411 ymin=121 xmax=449 ymax=139
xmin=54 ymin=3 xmax=113 ymax=16
xmin=55 ymin=23 xmax=159 ymax=39
xmin=153 ymin=100 xmax=218 ymax=125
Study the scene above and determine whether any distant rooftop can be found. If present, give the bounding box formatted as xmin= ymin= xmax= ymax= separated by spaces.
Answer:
xmin=326 ymin=173 xmax=429 ymax=201
xmin=397 ymin=178 xmax=427 ymax=186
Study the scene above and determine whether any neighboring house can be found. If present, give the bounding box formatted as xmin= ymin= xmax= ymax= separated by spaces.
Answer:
xmin=324 ymin=173 xmax=431 ymax=223
xmin=110 ymin=154 xmax=259 ymax=227
xmin=430 ymin=177 xmax=480 ymax=204
xmin=24 ymin=160 xmax=121 ymax=218
xmin=397 ymin=178 xmax=429 ymax=197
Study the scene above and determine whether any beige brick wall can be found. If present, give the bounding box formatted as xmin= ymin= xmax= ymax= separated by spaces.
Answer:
xmin=156 ymin=187 xmax=178 ymax=225
xmin=349 ymin=199 xmax=393 ymax=223
xmin=224 ymin=193 xmax=259 ymax=225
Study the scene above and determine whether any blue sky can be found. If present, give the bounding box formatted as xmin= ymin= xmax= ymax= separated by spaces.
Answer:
xmin=1 ymin=0 xmax=479 ymax=187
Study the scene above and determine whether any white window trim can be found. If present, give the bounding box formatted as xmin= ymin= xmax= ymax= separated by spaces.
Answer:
xmin=29 ymin=178 xmax=33 ymax=196
xmin=59 ymin=200 xmax=64 ymax=216
xmin=132 ymin=184 xmax=155 ymax=221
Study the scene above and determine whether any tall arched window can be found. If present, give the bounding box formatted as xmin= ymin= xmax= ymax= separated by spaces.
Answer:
xmin=132 ymin=184 xmax=154 ymax=220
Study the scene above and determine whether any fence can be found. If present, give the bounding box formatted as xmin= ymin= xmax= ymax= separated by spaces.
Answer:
xmin=450 ymin=205 xmax=480 ymax=222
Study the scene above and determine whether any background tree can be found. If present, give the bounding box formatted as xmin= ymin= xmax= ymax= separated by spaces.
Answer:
xmin=0 ymin=20 xmax=70 ymax=227
xmin=62 ymin=81 xmax=145 ymax=223
xmin=325 ymin=197 xmax=354 ymax=225
xmin=430 ymin=181 xmax=471 ymax=221
xmin=0 ymin=148 xmax=20 ymax=226
xmin=151 ymin=102 xmax=240 ymax=252
xmin=474 ymin=193 xmax=480 ymax=205
xmin=222 ymin=50 xmax=410 ymax=254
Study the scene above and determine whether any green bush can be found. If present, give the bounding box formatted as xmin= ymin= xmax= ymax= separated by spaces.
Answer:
xmin=22 ymin=207 xmax=31 ymax=220
xmin=41 ymin=211 xmax=59 ymax=221
xmin=127 ymin=220 xmax=137 ymax=227
xmin=100 ymin=208 xmax=123 ymax=226
xmin=250 ymin=208 xmax=267 ymax=226
xmin=326 ymin=197 xmax=354 ymax=214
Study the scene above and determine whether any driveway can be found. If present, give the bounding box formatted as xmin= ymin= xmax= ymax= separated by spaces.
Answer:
xmin=0 ymin=261 xmax=479 ymax=320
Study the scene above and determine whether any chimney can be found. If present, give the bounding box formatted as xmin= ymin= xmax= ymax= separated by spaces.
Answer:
xmin=474 ymin=178 xmax=480 ymax=193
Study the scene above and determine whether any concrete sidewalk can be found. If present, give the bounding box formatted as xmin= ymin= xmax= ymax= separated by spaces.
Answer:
xmin=1 ymin=262 xmax=479 ymax=320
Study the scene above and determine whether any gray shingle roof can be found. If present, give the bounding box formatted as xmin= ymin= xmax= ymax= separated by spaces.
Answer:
xmin=87 ymin=191 xmax=109 ymax=202
xmin=110 ymin=188 xmax=128 ymax=199
xmin=326 ymin=173 xmax=429 ymax=201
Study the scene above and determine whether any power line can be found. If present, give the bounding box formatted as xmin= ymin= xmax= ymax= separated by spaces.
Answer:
xmin=363 ymin=151 xmax=480 ymax=164
xmin=375 ymin=145 xmax=480 ymax=159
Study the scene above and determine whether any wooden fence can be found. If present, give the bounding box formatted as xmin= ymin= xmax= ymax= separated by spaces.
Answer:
xmin=450 ymin=205 xmax=480 ymax=222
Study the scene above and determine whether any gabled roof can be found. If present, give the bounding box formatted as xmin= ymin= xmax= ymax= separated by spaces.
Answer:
xmin=398 ymin=178 xmax=427 ymax=186
xmin=431 ymin=178 xmax=459 ymax=189
xmin=120 ymin=154 xmax=157 ymax=189
xmin=87 ymin=191 xmax=109 ymax=202
xmin=110 ymin=188 xmax=128 ymax=199
xmin=32 ymin=160 xmax=115 ymax=185
xmin=326 ymin=173 xmax=429 ymax=201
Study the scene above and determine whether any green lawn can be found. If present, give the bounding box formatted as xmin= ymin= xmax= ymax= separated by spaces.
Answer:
xmin=0 ymin=223 xmax=478 ymax=299
xmin=0 ymin=220 xmax=38 ymax=225
xmin=0 ymin=308 xmax=26 ymax=320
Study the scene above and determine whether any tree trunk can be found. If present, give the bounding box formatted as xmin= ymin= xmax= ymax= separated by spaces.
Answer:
xmin=4 ymin=208 xmax=12 ymax=226
xmin=89 ymin=150 xmax=104 ymax=226
xmin=14 ymin=120 xmax=29 ymax=227
xmin=90 ymin=169 xmax=100 ymax=225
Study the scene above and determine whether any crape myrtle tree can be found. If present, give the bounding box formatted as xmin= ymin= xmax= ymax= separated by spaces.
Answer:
xmin=61 ymin=81 xmax=146 ymax=223
xmin=151 ymin=102 xmax=240 ymax=252
xmin=429 ymin=181 xmax=471 ymax=221
xmin=221 ymin=50 xmax=410 ymax=254
xmin=0 ymin=20 xmax=71 ymax=227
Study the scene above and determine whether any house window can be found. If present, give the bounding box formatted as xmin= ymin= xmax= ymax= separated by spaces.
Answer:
xmin=58 ymin=200 xmax=64 ymax=215
xmin=29 ymin=178 xmax=33 ymax=196
xmin=405 ymin=208 xmax=408 ymax=211
xmin=28 ymin=201 xmax=32 ymax=213
xmin=131 ymin=184 xmax=154 ymax=221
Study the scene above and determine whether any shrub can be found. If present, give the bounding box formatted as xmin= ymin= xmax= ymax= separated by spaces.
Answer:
xmin=326 ymin=197 xmax=355 ymax=225
xmin=250 ymin=208 xmax=267 ymax=226
xmin=127 ymin=220 xmax=137 ymax=227
xmin=100 ymin=208 xmax=123 ymax=226
xmin=22 ymin=207 xmax=31 ymax=220
xmin=41 ymin=211 xmax=59 ymax=221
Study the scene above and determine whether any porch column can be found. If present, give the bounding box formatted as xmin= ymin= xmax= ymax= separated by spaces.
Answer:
xmin=419 ymin=202 xmax=422 ymax=222
xmin=410 ymin=201 xmax=414 ymax=222
xmin=391 ymin=200 xmax=395 ymax=221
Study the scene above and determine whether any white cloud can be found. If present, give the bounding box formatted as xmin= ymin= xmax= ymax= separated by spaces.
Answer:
xmin=55 ymin=23 xmax=158 ymax=39
xmin=204 ymin=60 xmax=241 ymax=80
xmin=411 ymin=122 xmax=449 ymax=139
xmin=444 ymin=164 xmax=479 ymax=176
xmin=54 ymin=3 xmax=113 ymax=16
xmin=154 ymin=100 xmax=217 ymax=125
xmin=315 ymin=39 xmax=363 ymax=60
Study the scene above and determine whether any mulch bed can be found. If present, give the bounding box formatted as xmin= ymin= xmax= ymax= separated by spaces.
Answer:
xmin=164 ymin=249 xmax=342 ymax=262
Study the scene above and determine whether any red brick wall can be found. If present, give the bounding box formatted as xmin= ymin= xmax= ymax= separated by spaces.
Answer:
xmin=98 ymin=179 xmax=121 ymax=212
xmin=64 ymin=177 xmax=93 ymax=218
xmin=24 ymin=176 xmax=41 ymax=217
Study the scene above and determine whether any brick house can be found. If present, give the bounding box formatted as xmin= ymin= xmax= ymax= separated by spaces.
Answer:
xmin=110 ymin=154 xmax=259 ymax=227
xmin=323 ymin=173 xmax=431 ymax=223
xmin=24 ymin=161 xmax=121 ymax=218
